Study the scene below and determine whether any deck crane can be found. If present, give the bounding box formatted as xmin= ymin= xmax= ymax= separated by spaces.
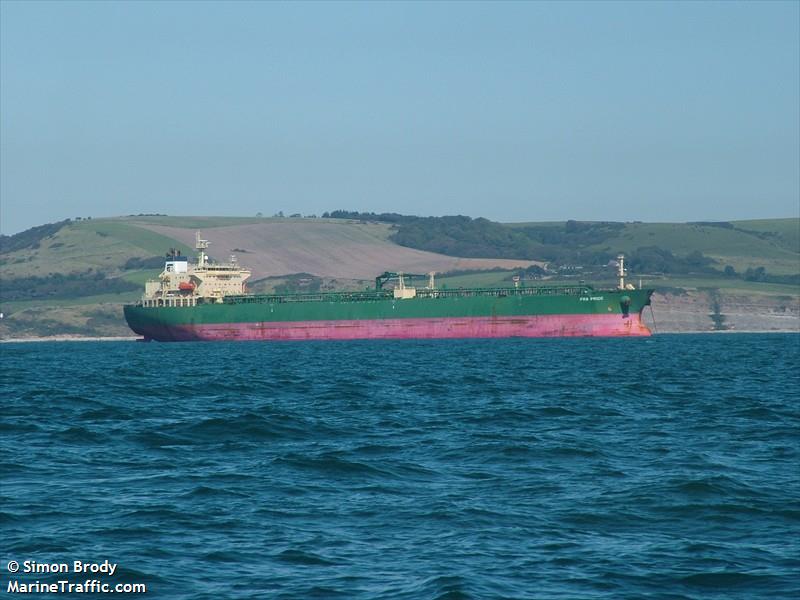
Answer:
xmin=374 ymin=271 xmax=436 ymax=291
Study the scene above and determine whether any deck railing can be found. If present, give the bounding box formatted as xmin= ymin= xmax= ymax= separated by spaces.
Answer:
xmin=221 ymin=285 xmax=594 ymax=306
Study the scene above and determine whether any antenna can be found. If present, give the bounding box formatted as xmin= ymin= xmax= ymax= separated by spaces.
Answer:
xmin=196 ymin=232 xmax=210 ymax=267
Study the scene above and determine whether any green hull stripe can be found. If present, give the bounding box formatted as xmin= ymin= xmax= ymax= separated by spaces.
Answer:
xmin=125 ymin=289 xmax=652 ymax=328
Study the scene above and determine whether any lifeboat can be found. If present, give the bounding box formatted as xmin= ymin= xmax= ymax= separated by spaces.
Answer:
xmin=178 ymin=281 xmax=196 ymax=292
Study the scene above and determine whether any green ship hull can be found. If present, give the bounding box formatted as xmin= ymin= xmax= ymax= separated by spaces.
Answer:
xmin=124 ymin=285 xmax=653 ymax=342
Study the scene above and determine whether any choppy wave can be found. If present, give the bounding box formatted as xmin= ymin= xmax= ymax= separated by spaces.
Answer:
xmin=2 ymin=334 xmax=799 ymax=598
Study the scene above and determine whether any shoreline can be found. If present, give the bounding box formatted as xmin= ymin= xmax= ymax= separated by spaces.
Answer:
xmin=1 ymin=336 xmax=140 ymax=343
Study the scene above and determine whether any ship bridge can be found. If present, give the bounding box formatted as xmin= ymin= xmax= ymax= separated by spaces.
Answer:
xmin=140 ymin=232 xmax=251 ymax=307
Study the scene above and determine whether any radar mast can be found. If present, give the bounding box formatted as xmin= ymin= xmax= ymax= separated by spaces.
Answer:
xmin=196 ymin=232 xmax=210 ymax=267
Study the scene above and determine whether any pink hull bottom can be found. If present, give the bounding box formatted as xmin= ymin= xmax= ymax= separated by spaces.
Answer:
xmin=146 ymin=314 xmax=651 ymax=341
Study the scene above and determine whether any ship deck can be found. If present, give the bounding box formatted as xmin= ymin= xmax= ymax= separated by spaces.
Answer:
xmin=221 ymin=284 xmax=597 ymax=306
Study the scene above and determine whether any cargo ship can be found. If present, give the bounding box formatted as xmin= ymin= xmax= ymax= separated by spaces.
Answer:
xmin=123 ymin=233 xmax=654 ymax=341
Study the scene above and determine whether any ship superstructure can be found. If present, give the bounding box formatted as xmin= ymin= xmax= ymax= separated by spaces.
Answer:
xmin=141 ymin=233 xmax=251 ymax=308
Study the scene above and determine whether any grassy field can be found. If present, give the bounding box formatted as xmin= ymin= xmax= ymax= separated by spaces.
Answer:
xmin=76 ymin=220 xmax=194 ymax=255
xmin=505 ymin=219 xmax=799 ymax=275
xmin=595 ymin=221 xmax=798 ymax=275
xmin=735 ymin=218 xmax=800 ymax=253
xmin=121 ymin=215 xmax=274 ymax=229
xmin=119 ymin=214 xmax=384 ymax=232
xmin=1 ymin=221 xmax=192 ymax=278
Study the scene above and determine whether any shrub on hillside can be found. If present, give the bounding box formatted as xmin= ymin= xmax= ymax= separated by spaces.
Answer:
xmin=123 ymin=256 xmax=166 ymax=270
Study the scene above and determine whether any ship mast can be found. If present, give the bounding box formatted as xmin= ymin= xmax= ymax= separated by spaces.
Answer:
xmin=196 ymin=232 xmax=210 ymax=267
xmin=617 ymin=254 xmax=626 ymax=290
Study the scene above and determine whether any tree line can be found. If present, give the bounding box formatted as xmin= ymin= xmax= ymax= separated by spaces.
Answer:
xmin=322 ymin=210 xmax=626 ymax=263
xmin=1 ymin=271 xmax=139 ymax=302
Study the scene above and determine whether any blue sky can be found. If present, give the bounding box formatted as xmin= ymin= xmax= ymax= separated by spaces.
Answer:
xmin=1 ymin=0 xmax=798 ymax=234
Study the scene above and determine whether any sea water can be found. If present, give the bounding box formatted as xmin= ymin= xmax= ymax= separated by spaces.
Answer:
xmin=1 ymin=334 xmax=798 ymax=599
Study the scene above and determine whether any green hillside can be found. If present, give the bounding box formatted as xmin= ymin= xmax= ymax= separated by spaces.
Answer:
xmin=0 ymin=219 xmax=192 ymax=279
xmin=322 ymin=211 xmax=798 ymax=277
xmin=592 ymin=220 xmax=798 ymax=275
xmin=1 ymin=214 xmax=797 ymax=338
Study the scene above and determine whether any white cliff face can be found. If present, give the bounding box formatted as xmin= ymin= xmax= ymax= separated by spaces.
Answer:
xmin=644 ymin=291 xmax=800 ymax=333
